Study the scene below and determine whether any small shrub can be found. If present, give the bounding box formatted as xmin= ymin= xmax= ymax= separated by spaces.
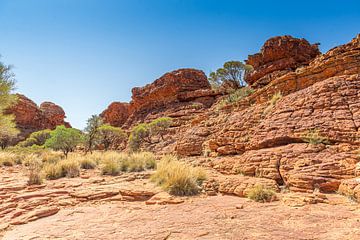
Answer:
xmin=101 ymin=158 xmax=120 ymax=176
xmin=42 ymin=163 xmax=62 ymax=180
xmin=40 ymin=151 xmax=63 ymax=164
xmin=130 ymin=152 xmax=156 ymax=171
xmin=151 ymin=155 xmax=207 ymax=196
xmin=79 ymin=158 xmax=97 ymax=169
xmin=263 ymin=92 xmax=282 ymax=115
xmin=27 ymin=158 xmax=43 ymax=185
xmin=57 ymin=158 xmax=80 ymax=178
xmin=246 ymin=185 xmax=276 ymax=202
xmin=0 ymin=152 xmax=16 ymax=166
xmin=301 ymin=129 xmax=329 ymax=145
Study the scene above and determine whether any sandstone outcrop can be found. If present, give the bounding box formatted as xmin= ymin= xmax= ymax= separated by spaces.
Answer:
xmin=175 ymin=34 xmax=360 ymax=193
xmin=245 ymin=35 xmax=321 ymax=87
xmin=101 ymin=34 xmax=360 ymax=194
xmin=6 ymin=94 xmax=70 ymax=141
xmin=102 ymin=68 xmax=223 ymax=128
xmin=100 ymin=102 xmax=130 ymax=127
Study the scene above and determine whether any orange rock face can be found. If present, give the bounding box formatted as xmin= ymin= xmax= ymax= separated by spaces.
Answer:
xmin=6 ymin=94 xmax=70 ymax=141
xmin=102 ymin=68 xmax=222 ymax=128
xmin=245 ymin=35 xmax=320 ymax=87
xmin=100 ymin=102 xmax=130 ymax=127
xmin=174 ymin=34 xmax=360 ymax=193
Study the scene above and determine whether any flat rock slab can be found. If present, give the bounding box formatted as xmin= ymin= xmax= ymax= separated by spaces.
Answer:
xmin=3 ymin=195 xmax=360 ymax=240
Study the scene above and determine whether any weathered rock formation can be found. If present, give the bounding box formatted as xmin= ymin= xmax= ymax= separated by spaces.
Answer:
xmin=6 ymin=94 xmax=70 ymax=141
xmin=101 ymin=68 xmax=223 ymax=128
xmin=102 ymin=34 xmax=360 ymax=195
xmin=245 ymin=35 xmax=321 ymax=87
xmin=176 ymin=34 xmax=360 ymax=193
xmin=100 ymin=102 xmax=130 ymax=127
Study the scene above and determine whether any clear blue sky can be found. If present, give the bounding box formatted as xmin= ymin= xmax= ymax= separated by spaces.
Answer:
xmin=0 ymin=0 xmax=359 ymax=129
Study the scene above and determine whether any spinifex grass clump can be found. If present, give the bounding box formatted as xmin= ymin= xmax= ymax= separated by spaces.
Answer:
xmin=0 ymin=152 xmax=17 ymax=166
xmin=27 ymin=158 xmax=43 ymax=185
xmin=151 ymin=155 xmax=207 ymax=196
xmin=99 ymin=151 xmax=156 ymax=175
xmin=246 ymin=185 xmax=276 ymax=202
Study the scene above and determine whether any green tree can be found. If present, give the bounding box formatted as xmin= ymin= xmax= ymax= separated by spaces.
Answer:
xmin=84 ymin=115 xmax=103 ymax=153
xmin=45 ymin=125 xmax=84 ymax=157
xmin=209 ymin=61 xmax=253 ymax=89
xmin=148 ymin=117 xmax=172 ymax=140
xmin=97 ymin=124 xmax=127 ymax=150
xmin=128 ymin=117 xmax=172 ymax=152
xmin=0 ymin=60 xmax=19 ymax=149
xmin=18 ymin=129 xmax=51 ymax=147
xmin=128 ymin=123 xmax=151 ymax=152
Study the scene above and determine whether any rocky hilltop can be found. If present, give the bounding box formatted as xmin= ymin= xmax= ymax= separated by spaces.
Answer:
xmin=5 ymin=94 xmax=70 ymax=141
xmin=102 ymin=34 xmax=360 ymax=195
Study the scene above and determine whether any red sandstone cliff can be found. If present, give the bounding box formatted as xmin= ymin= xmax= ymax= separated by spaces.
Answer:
xmin=101 ymin=34 xmax=360 ymax=195
xmin=6 ymin=94 xmax=71 ymax=141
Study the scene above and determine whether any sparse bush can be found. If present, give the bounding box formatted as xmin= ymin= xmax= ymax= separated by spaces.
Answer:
xmin=79 ymin=157 xmax=97 ymax=169
xmin=27 ymin=158 xmax=43 ymax=185
xmin=124 ymin=152 xmax=156 ymax=172
xmin=246 ymin=185 xmax=276 ymax=202
xmin=263 ymin=92 xmax=282 ymax=115
xmin=84 ymin=115 xmax=103 ymax=153
xmin=57 ymin=158 xmax=80 ymax=178
xmin=148 ymin=117 xmax=172 ymax=140
xmin=128 ymin=123 xmax=151 ymax=152
xmin=209 ymin=61 xmax=253 ymax=89
xmin=217 ymin=87 xmax=254 ymax=109
xmin=151 ymin=155 xmax=207 ymax=196
xmin=42 ymin=163 xmax=62 ymax=180
xmin=129 ymin=118 xmax=172 ymax=152
xmin=0 ymin=152 xmax=17 ymax=166
xmin=301 ymin=129 xmax=329 ymax=145
xmin=18 ymin=129 xmax=51 ymax=147
xmin=101 ymin=158 xmax=120 ymax=176
xmin=97 ymin=124 xmax=127 ymax=151
xmin=45 ymin=126 xmax=84 ymax=157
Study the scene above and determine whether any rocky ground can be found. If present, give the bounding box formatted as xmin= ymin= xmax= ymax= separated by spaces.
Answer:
xmin=1 ymin=164 xmax=360 ymax=240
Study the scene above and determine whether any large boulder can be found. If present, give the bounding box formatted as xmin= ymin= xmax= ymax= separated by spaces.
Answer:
xmin=100 ymin=102 xmax=130 ymax=127
xmin=102 ymin=68 xmax=221 ymax=128
xmin=245 ymin=35 xmax=320 ymax=87
xmin=6 ymin=94 xmax=70 ymax=141
xmin=130 ymin=68 xmax=211 ymax=114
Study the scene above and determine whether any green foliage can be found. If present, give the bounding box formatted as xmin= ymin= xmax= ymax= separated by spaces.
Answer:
xmin=129 ymin=118 xmax=172 ymax=152
xmin=148 ymin=117 xmax=172 ymax=140
xmin=301 ymin=129 xmax=329 ymax=145
xmin=18 ymin=129 xmax=51 ymax=147
xmin=0 ymin=114 xmax=19 ymax=149
xmin=129 ymin=123 xmax=152 ymax=152
xmin=246 ymin=185 xmax=276 ymax=202
xmin=84 ymin=115 xmax=103 ymax=153
xmin=97 ymin=124 xmax=127 ymax=150
xmin=209 ymin=61 xmax=253 ymax=89
xmin=0 ymin=60 xmax=19 ymax=149
xmin=218 ymin=87 xmax=254 ymax=108
xmin=151 ymin=155 xmax=207 ymax=196
xmin=45 ymin=126 xmax=84 ymax=157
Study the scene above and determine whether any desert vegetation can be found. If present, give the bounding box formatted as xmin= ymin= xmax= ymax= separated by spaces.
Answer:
xmin=129 ymin=117 xmax=172 ymax=151
xmin=209 ymin=60 xmax=253 ymax=89
xmin=151 ymin=155 xmax=207 ymax=196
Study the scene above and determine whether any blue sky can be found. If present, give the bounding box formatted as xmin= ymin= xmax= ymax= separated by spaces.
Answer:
xmin=0 ymin=0 xmax=359 ymax=129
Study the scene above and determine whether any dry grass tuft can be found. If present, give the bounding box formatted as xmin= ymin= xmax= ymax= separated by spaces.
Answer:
xmin=151 ymin=155 xmax=207 ymax=196
xmin=246 ymin=185 xmax=276 ymax=202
